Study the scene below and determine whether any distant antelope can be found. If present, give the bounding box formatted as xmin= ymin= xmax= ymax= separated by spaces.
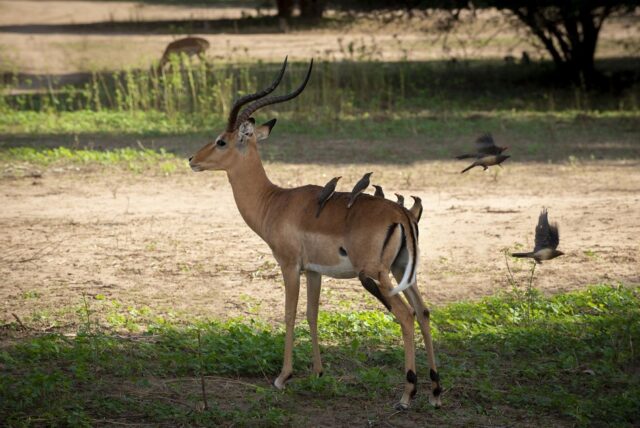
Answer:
xmin=188 ymin=58 xmax=442 ymax=410
xmin=157 ymin=37 xmax=210 ymax=73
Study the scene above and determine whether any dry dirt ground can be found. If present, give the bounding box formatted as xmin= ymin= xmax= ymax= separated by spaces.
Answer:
xmin=1 ymin=1 xmax=638 ymax=74
xmin=2 ymin=157 xmax=639 ymax=327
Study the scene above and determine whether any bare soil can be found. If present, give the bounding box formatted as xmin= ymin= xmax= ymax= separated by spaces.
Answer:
xmin=2 ymin=157 xmax=639 ymax=327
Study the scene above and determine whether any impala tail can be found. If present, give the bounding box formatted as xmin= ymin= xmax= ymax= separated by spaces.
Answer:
xmin=389 ymin=219 xmax=419 ymax=296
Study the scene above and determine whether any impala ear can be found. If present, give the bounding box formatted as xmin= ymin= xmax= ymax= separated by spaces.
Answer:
xmin=239 ymin=119 xmax=255 ymax=136
xmin=255 ymin=119 xmax=277 ymax=142
xmin=237 ymin=119 xmax=256 ymax=154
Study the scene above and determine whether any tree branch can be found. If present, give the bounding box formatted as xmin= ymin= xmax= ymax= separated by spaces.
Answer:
xmin=511 ymin=7 xmax=565 ymax=67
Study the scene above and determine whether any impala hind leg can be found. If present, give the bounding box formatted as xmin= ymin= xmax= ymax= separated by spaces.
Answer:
xmin=274 ymin=265 xmax=300 ymax=389
xmin=403 ymin=284 xmax=442 ymax=408
xmin=305 ymin=271 xmax=323 ymax=376
xmin=378 ymin=272 xmax=417 ymax=410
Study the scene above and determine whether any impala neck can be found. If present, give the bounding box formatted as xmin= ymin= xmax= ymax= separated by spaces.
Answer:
xmin=226 ymin=148 xmax=277 ymax=239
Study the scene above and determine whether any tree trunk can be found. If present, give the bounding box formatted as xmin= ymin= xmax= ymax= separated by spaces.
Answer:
xmin=299 ymin=0 xmax=325 ymax=19
xmin=277 ymin=0 xmax=294 ymax=18
xmin=510 ymin=5 xmax=609 ymax=88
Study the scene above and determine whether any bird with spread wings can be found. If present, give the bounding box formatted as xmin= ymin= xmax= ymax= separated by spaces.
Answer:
xmin=456 ymin=133 xmax=508 ymax=159
xmin=512 ymin=208 xmax=564 ymax=263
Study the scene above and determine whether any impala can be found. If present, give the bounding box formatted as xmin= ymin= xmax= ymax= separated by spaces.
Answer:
xmin=157 ymin=37 xmax=210 ymax=72
xmin=188 ymin=58 xmax=442 ymax=410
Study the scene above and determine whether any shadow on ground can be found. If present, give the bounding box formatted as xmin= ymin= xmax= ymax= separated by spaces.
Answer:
xmin=0 ymin=15 xmax=333 ymax=36
xmin=1 ymin=113 xmax=639 ymax=164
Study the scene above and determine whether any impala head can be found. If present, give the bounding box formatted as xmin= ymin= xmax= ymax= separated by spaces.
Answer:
xmin=189 ymin=57 xmax=313 ymax=172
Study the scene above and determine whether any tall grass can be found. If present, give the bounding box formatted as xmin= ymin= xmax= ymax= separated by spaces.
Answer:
xmin=2 ymin=56 xmax=638 ymax=125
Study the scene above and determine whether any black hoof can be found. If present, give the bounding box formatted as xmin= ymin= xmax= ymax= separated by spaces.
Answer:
xmin=394 ymin=402 xmax=409 ymax=411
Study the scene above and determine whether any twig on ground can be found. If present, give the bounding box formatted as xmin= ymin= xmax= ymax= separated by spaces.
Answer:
xmin=197 ymin=329 xmax=209 ymax=411
xmin=164 ymin=376 xmax=262 ymax=390
xmin=485 ymin=208 xmax=520 ymax=214
xmin=4 ymin=240 xmax=64 ymax=264
xmin=12 ymin=313 xmax=28 ymax=331
xmin=386 ymin=409 xmax=402 ymax=422
xmin=91 ymin=419 xmax=153 ymax=427
xmin=528 ymin=261 xmax=537 ymax=290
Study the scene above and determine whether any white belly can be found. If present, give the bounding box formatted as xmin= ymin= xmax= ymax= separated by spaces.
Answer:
xmin=305 ymin=257 xmax=357 ymax=279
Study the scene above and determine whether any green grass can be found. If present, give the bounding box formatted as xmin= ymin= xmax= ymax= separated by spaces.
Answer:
xmin=1 ymin=284 xmax=638 ymax=426
xmin=2 ymin=59 xmax=638 ymax=165
xmin=0 ymin=146 xmax=182 ymax=175
xmin=2 ymin=59 xmax=638 ymax=120
xmin=1 ymin=108 xmax=638 ymax=167
xmin=0 ymin=146 xmax=175 ymax=166
xmin=2 ymin=108 xmax=639 ymax=138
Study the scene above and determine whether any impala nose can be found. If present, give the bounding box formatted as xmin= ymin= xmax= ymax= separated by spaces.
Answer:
xmin=188 ymin=156 xmax=193 ymax=162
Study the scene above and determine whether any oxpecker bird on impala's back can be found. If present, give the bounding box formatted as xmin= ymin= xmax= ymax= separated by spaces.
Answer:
xmin=409 ymin=196 xmax=423 ymax=222
xmin=347 ymin=172 xmax=372 ymax=208
xmin=316 ymin=176 xmax=341 ymax=218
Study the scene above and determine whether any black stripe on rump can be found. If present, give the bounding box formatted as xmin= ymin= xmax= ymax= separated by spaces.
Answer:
xmin=380 ymin=223 xmax=399 ymax=258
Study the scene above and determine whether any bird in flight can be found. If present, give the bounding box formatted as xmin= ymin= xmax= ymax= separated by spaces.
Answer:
xmin=316 ymin=176 xmax=341 ymax=218
xmin=460 ymin=154 xmax=510 ymax=173
xmin=347 ymin=172 xmax=372 ymax=208
xmin=512 ymin=208 xmax=564 ymax=263
xmin=456 ymin=133 xmax=508 ymax=159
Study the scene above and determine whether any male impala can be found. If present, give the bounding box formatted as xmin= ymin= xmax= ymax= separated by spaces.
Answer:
xmin=188 ymin=58 xmax=442 ymax=410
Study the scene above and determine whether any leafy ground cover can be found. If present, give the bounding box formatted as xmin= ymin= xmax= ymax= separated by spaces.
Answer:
xmin=1 ymin=284 xmax=638 ymax=427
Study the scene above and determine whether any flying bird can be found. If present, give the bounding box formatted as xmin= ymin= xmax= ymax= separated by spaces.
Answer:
xmin=373 ymin=185 xmax=385 ymax=198
xmin=395 ymin=193 xmax=404 ymax=207
xmin=456 ymin=133 xmax=508 ymax=159
xmin=409 ymin=196 xmax=423 ymax=222
xmin=347 ymin=172 xmax=372 ymax=208
xmin=315 ymin=176 xmax=341 ymax=218
xmin=460 ymin=154 xmax=510 ymax=174
xmin=512 ymin=208 xmax=564 ymax=263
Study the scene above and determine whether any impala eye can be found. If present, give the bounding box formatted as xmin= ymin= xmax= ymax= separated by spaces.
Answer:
xmin=217 ymin=140 xmax=227 ymax=147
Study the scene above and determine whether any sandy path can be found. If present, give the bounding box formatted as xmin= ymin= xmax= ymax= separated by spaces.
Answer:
xmin=1 ymin=1 xmax=637 ymax=73
xmin=0 ymin=1 xmax=256 ymax=25
xmin=1 ymin=160 xmax=638 ymax=326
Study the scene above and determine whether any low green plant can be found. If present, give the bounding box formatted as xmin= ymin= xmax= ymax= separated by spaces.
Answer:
xmin=1 ymin=284 xmax=638 ymax=426
xmin=0 ymin=146 xmax=183 ymax=175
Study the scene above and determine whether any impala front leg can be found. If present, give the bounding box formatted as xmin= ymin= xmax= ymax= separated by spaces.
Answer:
xmin=274 ymin=264 xmax=301 ymax=389
xmin=305 ymin=271 xmax=323 ymax=376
